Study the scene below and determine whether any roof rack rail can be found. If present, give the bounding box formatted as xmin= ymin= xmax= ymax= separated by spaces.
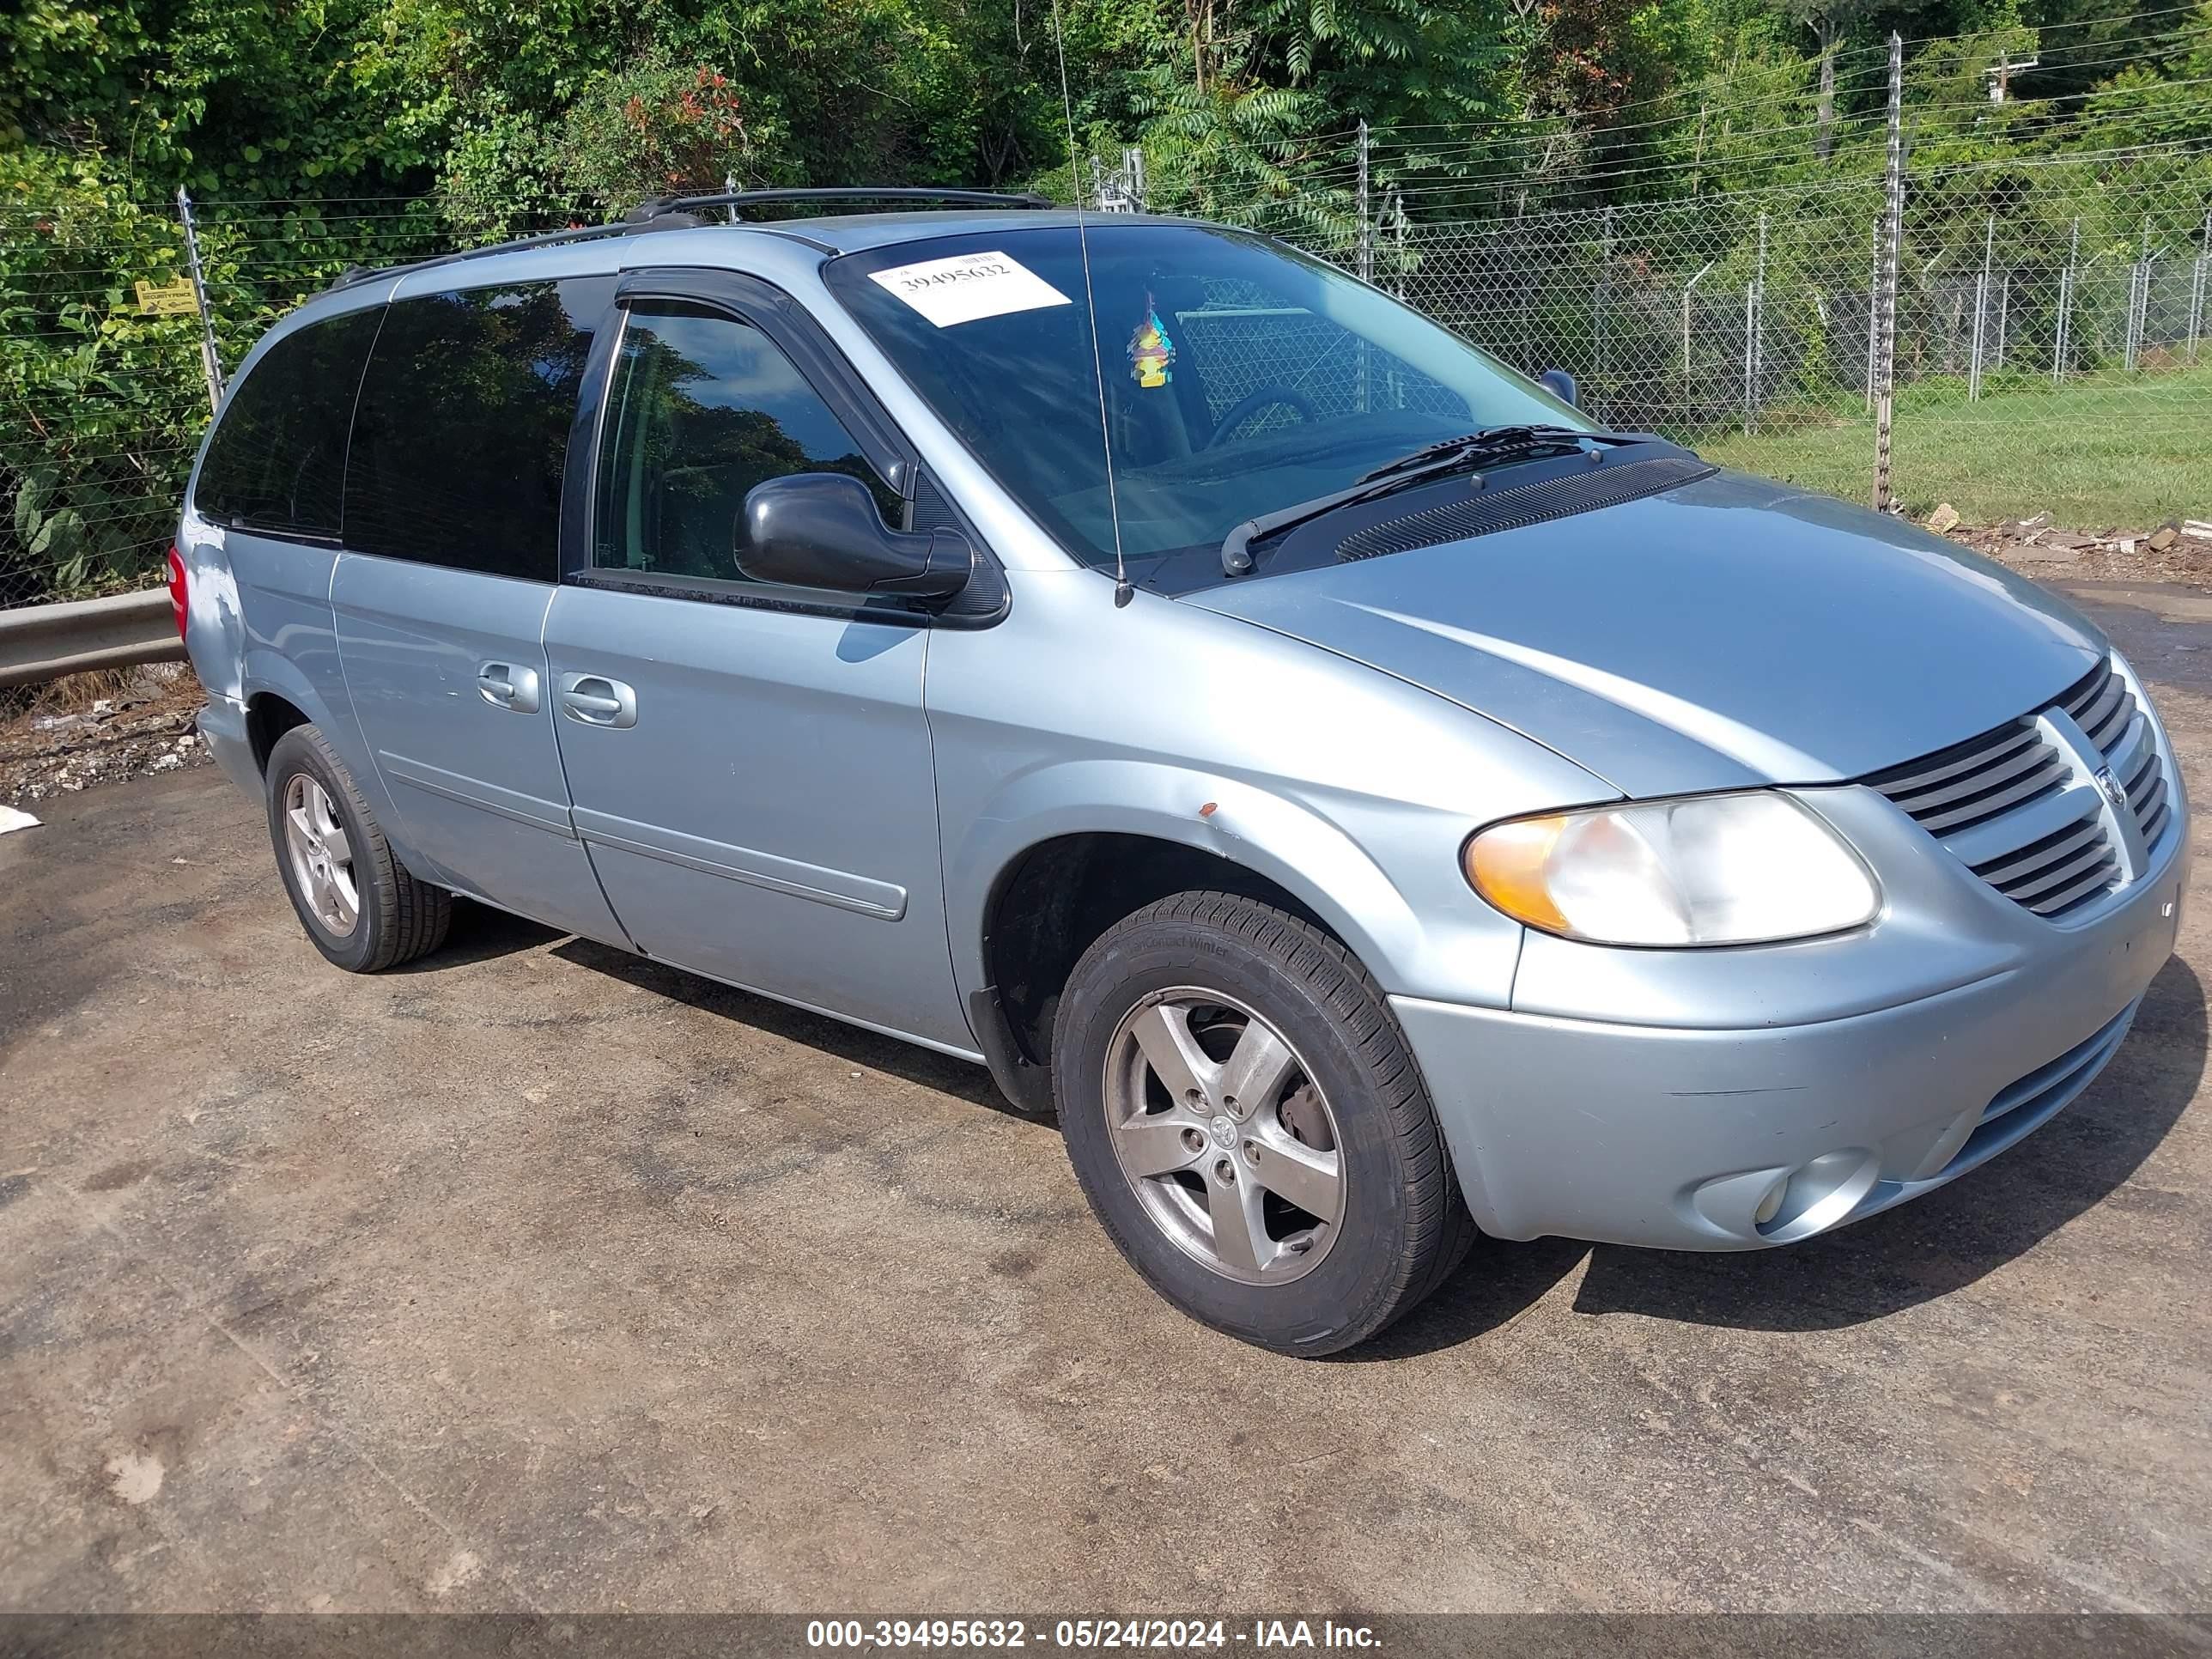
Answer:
xmin=324 ymin=186 xmax=1059 ymax=294
xmin=625 ymin=186 xmax=1056 ymax=224
xmin=326 ymin=219 xmax=633 ymax=293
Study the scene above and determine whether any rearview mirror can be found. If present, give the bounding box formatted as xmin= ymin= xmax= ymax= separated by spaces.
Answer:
xmin=1538 ymin=368 xmax=1579 ymax=408
xmin=738 ymin=473 xmax=973 ymax=603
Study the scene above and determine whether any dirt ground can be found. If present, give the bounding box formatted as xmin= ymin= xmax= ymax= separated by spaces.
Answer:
xmin=1 ymin=562 xmax=2209 ymax=1617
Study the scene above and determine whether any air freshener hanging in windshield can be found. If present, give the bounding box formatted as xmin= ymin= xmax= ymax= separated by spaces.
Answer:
xmin=1128 ymin=299 xmax=1176 ymax=388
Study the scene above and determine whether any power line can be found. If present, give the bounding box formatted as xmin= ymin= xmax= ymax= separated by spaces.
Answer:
xmin=1377 ymin=132 xmax=2212 ymax=216
xmin=1359 ymin=13 xmax=2212 ymax=158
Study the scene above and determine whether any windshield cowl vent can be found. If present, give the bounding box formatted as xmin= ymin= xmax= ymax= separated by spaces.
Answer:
xmin=1334 ymin=454 xmax=1716 ymax=562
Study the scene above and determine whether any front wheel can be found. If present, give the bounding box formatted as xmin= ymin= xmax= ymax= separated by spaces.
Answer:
xmin=1052 ymin=891 xmax=1474 ymax=1354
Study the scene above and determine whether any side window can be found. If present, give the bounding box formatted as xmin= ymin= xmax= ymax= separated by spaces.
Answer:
xmin=592 ymin=301 xmax=902 ymax=585
xmin=194 ymin=307 xmax=381 ymax=538
xmin=343 ymin=277 xmax=611 ymax=580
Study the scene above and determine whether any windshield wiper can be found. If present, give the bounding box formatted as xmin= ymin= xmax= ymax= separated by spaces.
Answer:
xmin=1354 ymin=423 xmax=1640 ymax=484
xmin=1219 ymin=424 xmax=1643 ymax=575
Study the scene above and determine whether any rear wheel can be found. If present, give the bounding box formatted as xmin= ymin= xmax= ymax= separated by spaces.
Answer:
xmin=264 ymin=724 xmax=450 ymax=973
xmin=1052 ymin=890 xmax=1474 ymax=1354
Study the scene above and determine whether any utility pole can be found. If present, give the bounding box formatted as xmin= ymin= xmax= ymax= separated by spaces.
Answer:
xmin=1355 ymin=118 xmax=1373 ymax=411
xmin=2189 ymin=209 xmax=2209 ymax=364
xmin=1686 ymin=259 xmax=1715 ymax=398
xmin=1969 ymin=212 xmax=1993 ymax=401
xmin=1985 ymin=51 xmax=2039 ymax=103
xmin=1815 ymin=19 xmax=1838 ymax=161
xmin=2126 ymin=214 xmax=2153 ymax=371
xmin=1744 ymin=210 xmax=1768 ymax=432
xmin=1597 ymin=206 xmax=1615 ymax=404
xmin=175 ymin=189 xmax=224 ymax=411
xmin=1864 ymin=218 xmax=1881 ymax=410
xmin=1356 ymin=119 xmax=1373 ymax=284
xmin=1872 ymin=32 xmax=1903 ymax=512
xmin=2055 ymin=216 xmax=2079 ymax=382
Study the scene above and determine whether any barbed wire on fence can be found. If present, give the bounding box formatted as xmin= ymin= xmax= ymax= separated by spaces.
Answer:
xmin=1126 ymin=50 xmax=2210 ymax=524
xmin=5 ymin=63 xmax=2210 ymax=611
xmin=0 ymin=191 xmax=599 ymax=610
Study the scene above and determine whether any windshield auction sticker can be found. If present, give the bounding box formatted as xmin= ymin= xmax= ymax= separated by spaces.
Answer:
xmin=868 ymin=252 xmax=1073 ymax=328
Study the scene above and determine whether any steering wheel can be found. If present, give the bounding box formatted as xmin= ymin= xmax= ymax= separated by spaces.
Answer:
xmin=1206 ymin=385 xmax=1318 ymax=448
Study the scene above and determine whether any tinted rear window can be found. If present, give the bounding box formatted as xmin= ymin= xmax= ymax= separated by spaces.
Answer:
xmin=343 ymin=279 xmax=611 ymax=580
xmin=194 ymin=307 xmax=381 ymax=539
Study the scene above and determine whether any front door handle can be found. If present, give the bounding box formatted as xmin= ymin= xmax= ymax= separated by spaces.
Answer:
xmin=558 ymin=672 xmax=638 ymax=729
xmin=477 ymin=661 xmax=541 ymax=713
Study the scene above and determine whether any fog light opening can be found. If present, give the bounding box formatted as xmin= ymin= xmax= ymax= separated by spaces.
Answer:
xmin=1753 ymin=1149 xmax=1881 ymax=1242
xmin=1753 ymin=1176 xmax=1788 ymax=1228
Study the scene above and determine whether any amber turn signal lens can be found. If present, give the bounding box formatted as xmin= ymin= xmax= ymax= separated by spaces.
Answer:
xmin=1463 ymin=813 xmax=1571 ymax=933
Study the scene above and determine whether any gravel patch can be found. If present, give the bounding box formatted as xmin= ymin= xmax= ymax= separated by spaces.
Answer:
xmin=0 ymin=664 xmax=213 ymax=807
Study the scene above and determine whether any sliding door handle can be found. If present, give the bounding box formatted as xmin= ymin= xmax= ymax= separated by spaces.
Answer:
xmin=558 ymin=673 xmax=638 ymax=729
xmin=477 ymin=662 xmax=541 ymax=712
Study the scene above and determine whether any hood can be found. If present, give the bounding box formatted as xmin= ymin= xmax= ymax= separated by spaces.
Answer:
xmin=1183 ymin=470 xmax=2106 ymax=799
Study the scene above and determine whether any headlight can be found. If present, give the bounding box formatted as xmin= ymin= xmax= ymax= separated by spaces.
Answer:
xmin=1463 ymin=792 xmax=1879 ymax=946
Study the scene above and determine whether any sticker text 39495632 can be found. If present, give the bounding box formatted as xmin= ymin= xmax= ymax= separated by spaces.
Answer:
xmin=866 ymin=252 xmax=1073 ymax=329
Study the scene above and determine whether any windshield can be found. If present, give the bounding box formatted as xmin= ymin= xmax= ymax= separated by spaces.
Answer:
xmin=823 ymin=223 xmax=1591 ymax=574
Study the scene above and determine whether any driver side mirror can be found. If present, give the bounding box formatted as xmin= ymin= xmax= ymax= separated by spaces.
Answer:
xmin=738 ymin=472 xmax=973 ymax=603
xmin=1538 ymin=368 xmax=1579 ymax=408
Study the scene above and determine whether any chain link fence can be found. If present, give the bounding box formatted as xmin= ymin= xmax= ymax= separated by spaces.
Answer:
xmin=1 ymin=193 xmax=575 ymax=611
xmin=4 ymin=141 xmax=2208 ymax=612
xmin=1334 ymin=157 xmax=2211 ymax=523
xmin=3 ymin=191 xmax=210 ymax=611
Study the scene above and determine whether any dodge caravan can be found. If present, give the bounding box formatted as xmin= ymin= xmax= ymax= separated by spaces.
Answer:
xmin=175 ymin=189 xmax=2187 ymax=1352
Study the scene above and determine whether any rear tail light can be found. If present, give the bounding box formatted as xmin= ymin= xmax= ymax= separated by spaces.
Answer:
xmin=166 ymin=544 xmax=189 ymax=638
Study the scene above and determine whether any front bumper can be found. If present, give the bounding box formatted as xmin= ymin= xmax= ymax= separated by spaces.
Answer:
xmin=1393 ymin=836 xmax=2185 ymax=1251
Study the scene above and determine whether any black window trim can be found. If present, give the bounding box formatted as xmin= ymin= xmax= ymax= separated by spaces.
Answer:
xmin=560 ymin=265 xmax=1007 ymax=629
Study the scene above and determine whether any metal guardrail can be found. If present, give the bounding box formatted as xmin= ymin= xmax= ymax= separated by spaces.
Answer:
xmin=0 ymin=589 xmax=185 ymax=690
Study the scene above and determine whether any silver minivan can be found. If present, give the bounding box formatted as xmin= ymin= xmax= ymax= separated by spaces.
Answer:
xmin=176 ymin=189 xmax=2187 ymax=1353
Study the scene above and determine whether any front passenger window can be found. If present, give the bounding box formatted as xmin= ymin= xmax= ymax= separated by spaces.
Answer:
xmin=592 ymin=302 xmax=902 ymax=583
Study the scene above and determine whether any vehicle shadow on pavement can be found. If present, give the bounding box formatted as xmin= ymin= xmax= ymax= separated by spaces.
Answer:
xmin=548 ymin=937 xmax=1020 ymax=1117
xmin=1339 ymin=1236 xmax=1597 ymax=1360
xmin=384 ymin=897 xmax=567 ymax=972
xmin=1572 ymin=953 xmax=2208 ymax=1335
xmin=1352 ymin=955 xmax=2206 ymax=1356
xmin=382 ymin=899 xmax=1021 ymax=1114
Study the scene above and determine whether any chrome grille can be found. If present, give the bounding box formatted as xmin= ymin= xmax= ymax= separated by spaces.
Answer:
xmin=1864 ymin=658 xmax=2172 ymax=921
xmin=2063 ymin=658 xmax=2172 ymax=851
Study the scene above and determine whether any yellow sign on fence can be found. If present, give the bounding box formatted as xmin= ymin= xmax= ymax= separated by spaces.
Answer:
xmin=133 ymin=276 xmax=199 ymax=317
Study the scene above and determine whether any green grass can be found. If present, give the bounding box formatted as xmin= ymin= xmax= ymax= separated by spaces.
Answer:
xmin=1696 ymin=364 xmax=2212 ymax=530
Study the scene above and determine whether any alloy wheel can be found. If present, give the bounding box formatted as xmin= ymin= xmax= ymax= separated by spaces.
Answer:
xmin=282 ymin=773 xmax=360 ymax=937
xmin=1102 ymin=988 xmax=1346 ymax=1285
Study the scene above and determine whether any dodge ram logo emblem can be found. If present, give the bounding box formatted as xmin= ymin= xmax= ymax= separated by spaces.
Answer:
xmin=2097 ymin=767 xmax=2128 ymax=810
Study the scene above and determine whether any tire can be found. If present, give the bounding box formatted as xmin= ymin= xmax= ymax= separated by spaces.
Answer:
xmin=1052 ymin=890 xmax=1474 ymax=1355
xmin=264 ymin=723 xmax=451 ymax=973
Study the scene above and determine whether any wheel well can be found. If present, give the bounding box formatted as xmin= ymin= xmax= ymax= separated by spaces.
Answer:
xmin=981 ymin=833 xmax=1330 ymax=1073
xmin=245 ymin=692 xmax=310 ymax=775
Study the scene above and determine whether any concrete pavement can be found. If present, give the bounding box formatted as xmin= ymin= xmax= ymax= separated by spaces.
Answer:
xmin=3 ymin=576 xmax=2208 ymax=1614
